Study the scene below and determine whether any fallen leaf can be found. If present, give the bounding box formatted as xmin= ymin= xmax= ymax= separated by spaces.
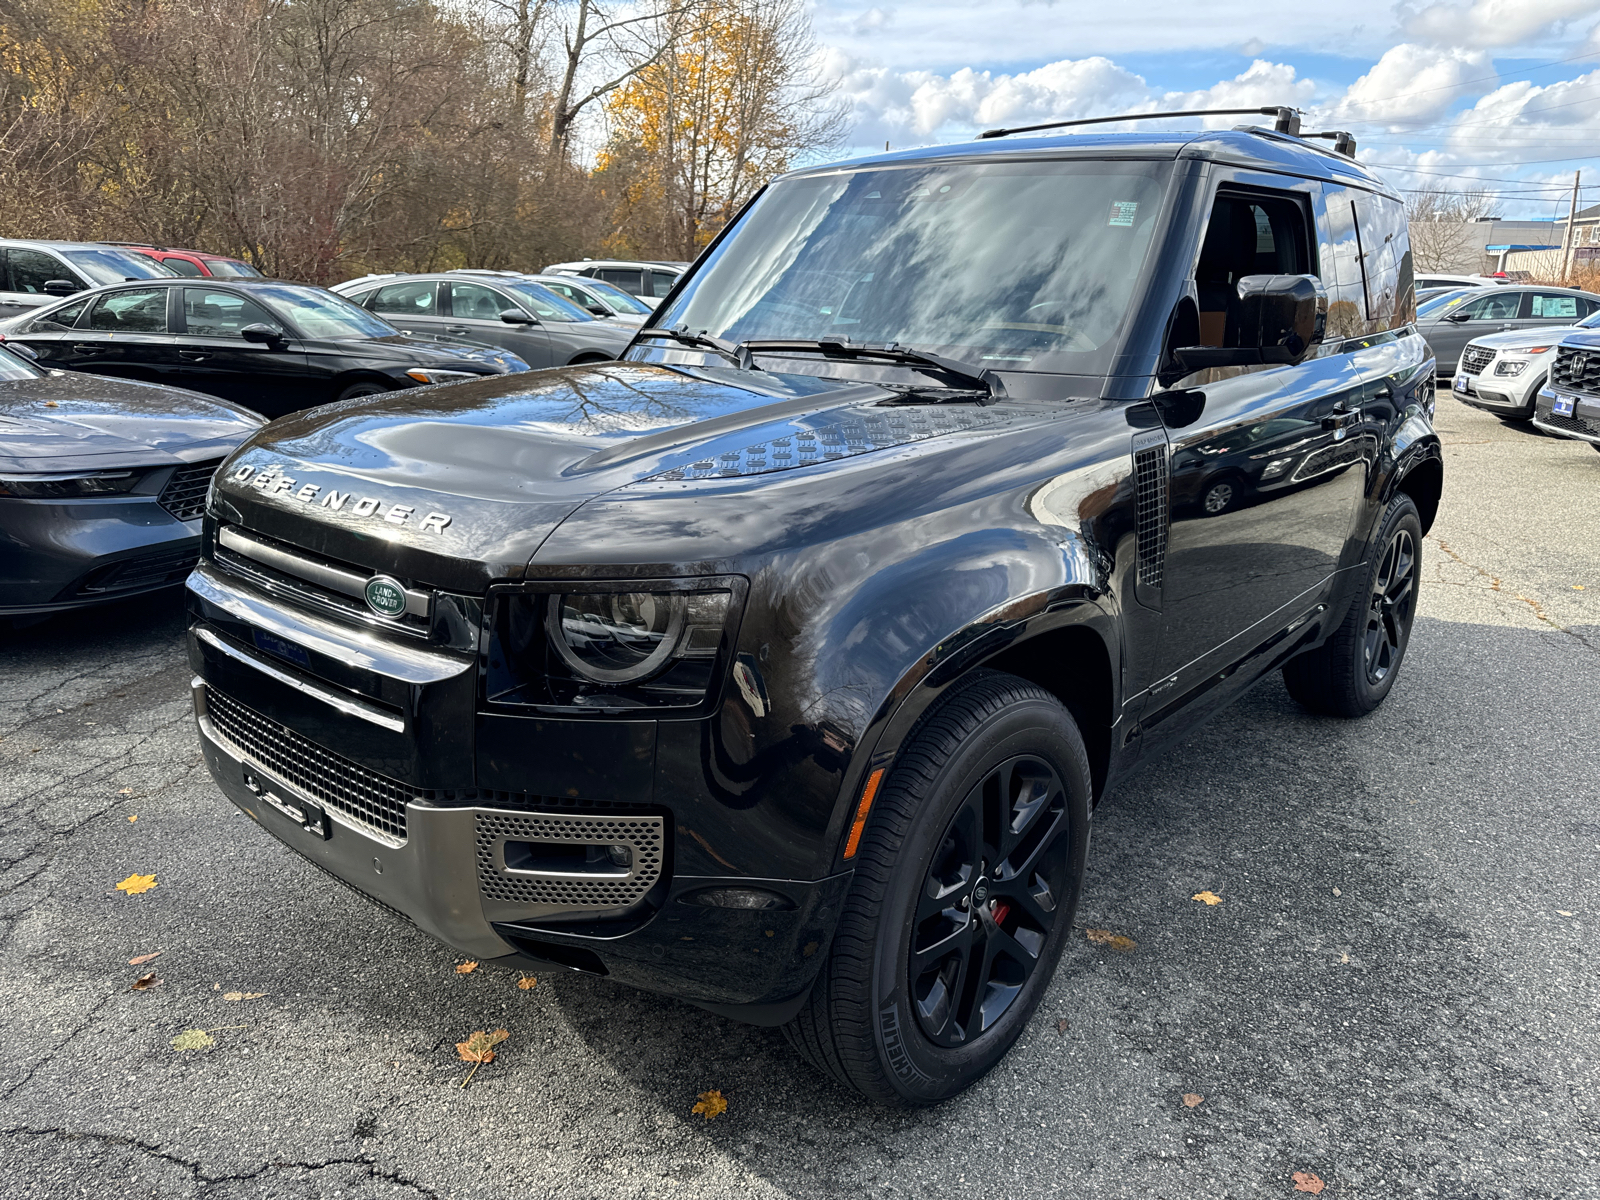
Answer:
xmin=128 ymin=951 xmax=162 ymax=965
xmin=1575 ymin=585 xmax=1586 ymax=590
xmin=455 ymin=1028 xmax=509 ymax=1065
xmin=171 ymin=1029 xmax=215 ymax=1051
xmin=222 ymin=991 xmax=265 ymax=1001
xmin=116 ymin=873 xmax=158 ymax=896
xmin=1292 ymin=1171 xmax=1326 ymax=1195
xmin=1192 ymin=890 xmax=1223 ymax=906
xmin=1056 ymin=1018 xmax=1070 ymax=1034
xmin=1558 ymin=910 xmax=1574 ymax=917
xmin=516 ymin=974 xmax=537 ymax=990
xmin=1332 ymin=887 xmax=1342 ymax=897
xmin=117 ymin=788 xmax=133 ymax=796
xmin=43 ymin=400 xmax=58 ymax=408
xmin=1182 ymin=1093 xmax=1203 ymax=1108
xmin=1085 ymin=928 xmax=1137 ymax=952
xmin=131 ymin=972 xmax=161 ymax=991
xmin=692 ymin=1089 xmax=728 ymax=1120
xmin=128 ymin=815 xmax=138 ymax=823
xmin=1339 ymin=951 xmax=1351 ymax=965
xmin=455 ymin=961 xmax=478 ymax=975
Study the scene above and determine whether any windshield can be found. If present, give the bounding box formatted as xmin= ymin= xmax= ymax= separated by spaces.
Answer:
xmin=0 ymin=345 xmax=42 ymax=380
xmin=570 ymin=277 xmax=653 ymax=315
xmin=651 ymin=159 xmax=1170 ymax=375
xmin=206 ymin=258 xmax=263 ymax=278
xmin=501 ymin=281 xmax=595 ymax=322
xmin=61 ymin=248 xmax=177 ymax=285
xmin=1579 ymin=309 xmax=1600 ymax=329
xmin=253 ymin=285 xmax=397 ymax=339
xmin=1416 ymin=288 xmax=1481 ymax=319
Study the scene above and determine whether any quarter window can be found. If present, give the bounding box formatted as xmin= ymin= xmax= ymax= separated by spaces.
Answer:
xmin=372 ymin=280 xmax=438 ymax=316
xmin=23 ymin=297 xmax=89 ymax=332
xmin=85 ymin=288 xmax=169 ymax=332
xmin=183 ymin=288 xmax=280 ymax=337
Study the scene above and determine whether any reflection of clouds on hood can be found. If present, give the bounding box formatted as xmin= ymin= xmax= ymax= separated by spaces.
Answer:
xmin=815 ymin=0 xmax=1600 ymax=213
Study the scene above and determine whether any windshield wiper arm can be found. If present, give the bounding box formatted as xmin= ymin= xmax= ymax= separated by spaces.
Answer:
xmin=635 ymin=326 xmax=745 ymax=368
xmin=732 ymin=339 xmax=1006 ymax=399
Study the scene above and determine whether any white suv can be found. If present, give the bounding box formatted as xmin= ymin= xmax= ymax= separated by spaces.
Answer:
xmin=1453 ymin=306 xmax=1600 ymax=420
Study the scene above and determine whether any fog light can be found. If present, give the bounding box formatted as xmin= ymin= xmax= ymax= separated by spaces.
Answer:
xmin=681 ymin=887 xmax=794 ymax=911
xmin=606 ymin=844 xmax=632 ymax=869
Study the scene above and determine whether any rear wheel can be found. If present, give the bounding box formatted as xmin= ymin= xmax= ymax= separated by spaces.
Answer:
xmin=335 ymin=380 xmax=389 ymax=402
xmin=1283 ymin=492 xmax=1422 ymax=717
xmin=784 ymin=671 xmax=1091 ymax=1104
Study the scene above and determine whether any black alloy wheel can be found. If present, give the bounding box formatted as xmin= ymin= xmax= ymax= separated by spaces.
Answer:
xmin=784 ymin=670 xmax=1092 ymax=1104
xmin=1363 ymin=526 xmax=1417 ymax=686
xmin=1283 ymin=491 xmax=1424 ymax=718
xmin=911 ymin=755 xmax=1067 ymax=1047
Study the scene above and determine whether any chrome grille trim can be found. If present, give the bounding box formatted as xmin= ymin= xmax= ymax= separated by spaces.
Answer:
xmin=1460 ymin=345 xmax=1495 ymax=376
xmin=203 ymin=687 xmax=411 ymax=844
xmin=1552 ymin=346 xmax=1600 ymax=393
xmin=218 ymin=526 xmax=429 ymax=618
xmin=195 ymin=626 xmax=404 ymax=732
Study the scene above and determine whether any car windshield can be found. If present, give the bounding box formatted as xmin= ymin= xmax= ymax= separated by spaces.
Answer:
xmin=1416 ymin=288 xmax=1481 ymax=319
xmin=652 ymin=159 xmax=1171 ymax=374
xmin=60 ymin=248 xmax=177 ymax=284
xmin=576 ymin=278 xmax=653 ymax=315
xmin=1578 ymin=309 xmax=1600 ymax=329
xmin=206 ymin=258 xmax=263 ymax=278
xmin=501 ymin=281 xmax=595 ymax=322
xmin=0 ymin=345 xmax=42 ymax=380
xmin=253 ymin=284 xmax=397 ymax=339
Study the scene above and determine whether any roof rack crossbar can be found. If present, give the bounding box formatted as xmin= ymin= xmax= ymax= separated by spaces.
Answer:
xmin=977 ymin=105 xmax=1301 ymax=141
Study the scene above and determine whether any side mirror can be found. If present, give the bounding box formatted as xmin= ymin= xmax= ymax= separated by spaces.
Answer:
xmin=586 ymin=304 xmax=609 ymax=316
xmin=499 ymin=308 xmax=536 ymax=325
xmin=43 ymin=280 xmax=80 ymax=297
xmin=1443 ymin=310 xmax=1472 ymax=323
xmin=1173 ymin=274 xmax=1326 ymax=374
xmin=240 ymin=323 xmax=284 ymax=345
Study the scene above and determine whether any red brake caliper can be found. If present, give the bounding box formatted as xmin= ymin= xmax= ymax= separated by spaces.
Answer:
xmin=990 ymin=900 xmax=1011 ymax=928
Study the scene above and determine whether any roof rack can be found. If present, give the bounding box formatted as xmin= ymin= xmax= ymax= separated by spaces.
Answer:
xmin=1300 ymin=129 xmax=1358 ymax=158
xmin=978 ymin=105 xmax=1303 ymax=141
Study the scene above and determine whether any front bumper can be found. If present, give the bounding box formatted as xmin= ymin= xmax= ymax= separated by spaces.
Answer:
xmin=1532 ymin=386 xmax=1600 ymax=445
xmin=1450 ymin=370 xmax=1535 ymax=415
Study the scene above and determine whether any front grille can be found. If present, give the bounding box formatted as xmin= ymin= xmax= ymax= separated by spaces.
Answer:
xmin=1133 ymin=444 xmax=1169 ymax=589
xmin=205 ymin=688 xmax=410 ymax=843
xmin=159 ymin=459 xmax=222 ymax=522
xmin=1552 ymin=346 xmax=1600 ymax=393
xmin=1460 ymin=345 xmax=1495 ymax=376
xmin=74 ymin=546 xmax=198 ymax=595
xmin=475 ymin=812 xmax=664 ymax=910
xmin=1538 ymin=409 xmax=1600 ymax=438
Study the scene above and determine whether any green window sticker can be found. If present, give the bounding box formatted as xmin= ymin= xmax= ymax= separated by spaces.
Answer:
xmin=1109 ymin=201 xmax=1139 ymax=227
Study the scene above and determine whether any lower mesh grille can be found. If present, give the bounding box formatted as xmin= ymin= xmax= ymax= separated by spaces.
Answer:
xmin=74 ymin=545 xmax=199 ymax=595
xmin=205 ymin=688 xmax=410 ymax=843
xmin=1539 ymin=409 xmax=1600 ymax=438
xmin=476 ymin=812 xmax=664 ymax=910
xmin=159 ymin=458 xmax=222 ymax=522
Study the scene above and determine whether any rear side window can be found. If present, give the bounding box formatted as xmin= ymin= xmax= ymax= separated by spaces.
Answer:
xmin=183 ymin=288 xmax=280 ymax=336
xmin=161 ymin=256 xmax=204 ymax=277
xmin=596 ymin=268 xmax=644 ymax=294
xmin=1327 ymin=189 xmax=1413 ymax=337
xmin=372 ymin=280 xmax=438 ymax=316
xmin=86 ymin=288 xmax=169 ymax=332
xmin=1527 ymin=292 xmax=1582 ymax=319
xmin=649 ymin=271 xmax=677 ymax=297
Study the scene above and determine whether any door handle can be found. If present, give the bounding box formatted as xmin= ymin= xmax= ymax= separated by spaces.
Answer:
xmin=444 ymin=326 xmax=470 ymax=334
xmin=1322 ymin=407 xmax=1361 ymax=430
xmin=178 ymin=350 xmax=209 ymax=361
xmin=73 ymin=343 xmax=115 ymax=353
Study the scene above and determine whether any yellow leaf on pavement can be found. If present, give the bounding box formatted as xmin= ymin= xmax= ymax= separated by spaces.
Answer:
xmin=128 ymin=952 xmax=162 ymax=965
xmin=1085 ymin=928 xmax=1137 ymax=952
xmin=171 ymin=1029 xmax=215 ymax=1051
xmin=456 ymin=1028 xmax=509 ymax=1064
xmin=1192 ymin=891 xmax=1223 ymax=906
xmin=692 ymin=1089 xmax=728 ymax=1120
xmin=455 ymin=961 xmax=478 ymax=975
xmin=116 ymin=874 xmax=157 ymax=896
xmin=516 ymin=974 xmax=537 ymax=990
xmin=222 ymin=992 xmax=265 ymax=1001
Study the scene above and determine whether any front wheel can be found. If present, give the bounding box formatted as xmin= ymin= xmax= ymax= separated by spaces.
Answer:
xmin=1283 ymin=492 xmax=1422 ymax=717
xmin=335 ymin=380 xmax=389 ymax=402
xmin=784 ymin=671 xmax=1092 ymax=1103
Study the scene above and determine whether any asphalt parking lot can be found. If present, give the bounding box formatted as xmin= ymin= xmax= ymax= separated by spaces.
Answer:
xmin=2 ymin=397 xmax=1597 ymax=1200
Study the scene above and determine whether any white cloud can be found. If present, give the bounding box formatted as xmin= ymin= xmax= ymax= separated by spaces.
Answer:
xmin=1399 ymin=0 xmax=1600 ymax=48
xmin=1332 ymin=44 xmax=1492 ymax=123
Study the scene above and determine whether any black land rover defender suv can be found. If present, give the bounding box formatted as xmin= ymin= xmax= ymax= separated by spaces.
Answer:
xmin=187 ymin=116 xmax=1442 ymax=1104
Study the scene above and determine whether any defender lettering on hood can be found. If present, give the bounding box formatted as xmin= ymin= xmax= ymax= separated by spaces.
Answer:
xmin=230 ymin=463 xmax=453 ymax=534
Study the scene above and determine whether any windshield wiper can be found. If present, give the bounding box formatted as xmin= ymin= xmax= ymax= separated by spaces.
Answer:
xmin=732 ymin=339 xmax=1007 ymax=400
xmin=635 ymin=326 xmax=745 ymax=368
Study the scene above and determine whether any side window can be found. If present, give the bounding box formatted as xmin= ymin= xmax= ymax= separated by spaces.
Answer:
xmin=9 ymin=249 xmax=82 ymax=294
xmin=342 ymin=287 xmax=378 ymax=307
xmin=1348 ymin=191 xmax=1412 ymax=333
xmin=161 ymin=257 xmax=204 ymax=277
xmin=1193 ymin=191 xmax=1310 ymax=348
xmin=23 ymin=297 xmax=90 ymax=332
xmin=649 ymin=271 xmax=678 ymax=297
xmin=1462 ymin=291 xmax=1519 ymax=321
xmin=85 ymin=288 xmax=169 ymax=332
xmin=183 ymin=288 xmax=279 ymax=337
xmin=448 ymin=281 xmax=512 ymax=321
xmin=371 ymin=280 xmax=438 ymax=316
xmin=596 ymin=268 xmax=644 ymax=295
xmin=1527 ymin=292 xmax=1581 ymax=320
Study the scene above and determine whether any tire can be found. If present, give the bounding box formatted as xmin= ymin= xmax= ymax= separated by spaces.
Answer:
xmin=1201 ymin=477 xmax=1239 ymax=516
xmin=335 ymin=380 xmax=389 ymax=402
xmin=1282 ymin=492 xmax=1422 ymax=717
xmin=784 ymin=670 xmax=1092 ymax=1104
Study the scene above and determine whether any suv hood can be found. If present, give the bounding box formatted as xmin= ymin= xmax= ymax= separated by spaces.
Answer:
xmin=214 ymin=362 xmax=1041 ymax=593
xmin=1466 ymin=325 xmax=1581 ymax=350
xmin=0 ymin=373 xmax=262 ymax=471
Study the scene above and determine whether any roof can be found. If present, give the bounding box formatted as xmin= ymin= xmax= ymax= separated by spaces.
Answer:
xmin=790 ymin=127 xmax=1399 ymax=199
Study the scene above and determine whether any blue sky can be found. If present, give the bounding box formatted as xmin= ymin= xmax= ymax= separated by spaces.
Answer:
xmin=809 ymin=0 xmax=1600 ymax=218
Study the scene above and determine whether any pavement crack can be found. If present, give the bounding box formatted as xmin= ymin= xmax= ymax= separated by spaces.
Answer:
xmin=1433 ymin=536 xmax=1598 ymax=655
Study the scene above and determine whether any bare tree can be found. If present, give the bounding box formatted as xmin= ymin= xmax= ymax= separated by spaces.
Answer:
xmin=1406 ymin=189 xmax=1498 ymax=274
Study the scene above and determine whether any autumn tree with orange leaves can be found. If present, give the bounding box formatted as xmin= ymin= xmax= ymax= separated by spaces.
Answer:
xmin=595 ymin=0 xmax=844 ymax=261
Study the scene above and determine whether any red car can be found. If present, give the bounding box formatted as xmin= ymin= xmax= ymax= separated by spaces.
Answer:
xmin=110 ymin=243 xmax=263 ymax=279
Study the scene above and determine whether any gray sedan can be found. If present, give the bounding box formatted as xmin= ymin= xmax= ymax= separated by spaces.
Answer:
xmin=1417 ymin=285 xmax=1600 ymax=377
xmin=331 ymin=272 xmax=633 ymax=367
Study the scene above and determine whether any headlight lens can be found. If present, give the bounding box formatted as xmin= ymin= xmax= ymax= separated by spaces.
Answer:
xmin=547 ymin=592 xmax=690 ymax=683
xmin=0 ymin=470 xmax=141 ymax=498
xmin=404 ymin=367 xmax=478 ymax=384
xmin=1495 ymin=360 xmax=1528 ymax=376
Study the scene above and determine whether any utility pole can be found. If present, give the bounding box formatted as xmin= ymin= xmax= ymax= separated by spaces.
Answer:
xmin=1562 ymin=170 xmax=1581 ymax=283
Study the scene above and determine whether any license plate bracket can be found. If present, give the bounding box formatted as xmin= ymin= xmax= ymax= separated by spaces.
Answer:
xmin=1454 ymin=375 xmax=1469 ymax=393
xmin=243 ymin=767 xmax=330 ymax=839
xmin=1553 ymin=393 xmax=1577 ymax=417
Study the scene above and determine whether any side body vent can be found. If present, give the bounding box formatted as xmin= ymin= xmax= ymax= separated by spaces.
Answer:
xmin=1132 ymin=436 xmax=1170 ymax=595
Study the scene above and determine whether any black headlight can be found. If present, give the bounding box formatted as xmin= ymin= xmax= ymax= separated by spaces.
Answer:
xmin=485 ymin=580 xmax=742 ymax=712
xmin=0 ymin=470 xmax=142 ymax=498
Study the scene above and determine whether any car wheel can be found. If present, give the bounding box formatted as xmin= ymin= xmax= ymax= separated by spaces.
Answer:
xmin=1201 ymin=479 xmax=1237 ymax=515
xmin=1282 ymin=492 xmax=1422 ymax=718
xmin=783 ymin=670 xmax=1092 ymax=1104
xmin=335 ymin=380 xmax=389 ymax=402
